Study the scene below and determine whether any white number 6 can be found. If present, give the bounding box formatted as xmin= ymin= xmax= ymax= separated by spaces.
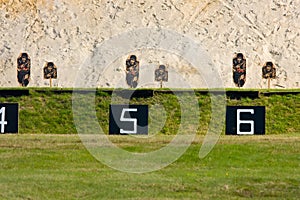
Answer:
xmin=120 ymin=108 xmax=138 ymax=134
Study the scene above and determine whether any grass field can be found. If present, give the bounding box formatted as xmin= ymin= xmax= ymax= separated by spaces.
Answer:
xmin=0 ymin=134 xmax=299 ymax=199
xmin=0 ymin=89 xmax=299 ymax=199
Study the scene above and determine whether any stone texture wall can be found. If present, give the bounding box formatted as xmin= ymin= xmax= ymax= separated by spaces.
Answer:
xmin=0 ymin=0 xmax=299 ymax=88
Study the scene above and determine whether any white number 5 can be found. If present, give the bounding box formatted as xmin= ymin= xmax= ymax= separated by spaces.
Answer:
xmin=120 ymin=108 xmax=137 ymax=134
xmin=0 ymin=107 xmax=8 ymax=133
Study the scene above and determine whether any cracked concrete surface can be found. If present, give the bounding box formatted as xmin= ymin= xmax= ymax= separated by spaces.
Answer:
xmin=0 ymin=0 xmax=299 ymax=88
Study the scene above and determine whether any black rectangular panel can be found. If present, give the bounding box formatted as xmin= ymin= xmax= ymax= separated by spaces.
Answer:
xmin=226 ymin=106 xmax=265 ymax=135
xmin=0 ymin=103 xmax=18 ymax=134
xmin=109 ymin=105 xmax=148 ymax=135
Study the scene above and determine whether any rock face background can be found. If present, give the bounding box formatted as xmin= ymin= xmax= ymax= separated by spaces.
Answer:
xmin=0 ymin=0 xmax=299 ymax=88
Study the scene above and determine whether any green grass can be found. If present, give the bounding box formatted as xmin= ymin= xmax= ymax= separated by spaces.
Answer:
xmin=0 ymin=89 xmax=298 ymax=199
xmin=0 ymin=134 xmax=299 ymax=199
xmin=0 ymin=89 xmax=298 ymax=134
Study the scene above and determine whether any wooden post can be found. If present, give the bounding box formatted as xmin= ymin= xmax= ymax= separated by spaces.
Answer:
xmin=160 ymin=80 xmax=163 ymax=88
xmin=267 ymin=77 xmax=270 ymax=90
xmin=50 ymin=77 xmax=52 ymax=88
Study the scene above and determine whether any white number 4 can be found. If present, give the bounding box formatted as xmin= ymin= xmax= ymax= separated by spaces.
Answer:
xmin=0 ymin=107 xmax=8 ymax=133
xmin=120 ymin=108 xmax=137 ymax=134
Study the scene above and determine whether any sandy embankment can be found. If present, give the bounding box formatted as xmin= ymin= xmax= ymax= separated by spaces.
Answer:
xmin=0 ymin=0 xmax=299 ymax=88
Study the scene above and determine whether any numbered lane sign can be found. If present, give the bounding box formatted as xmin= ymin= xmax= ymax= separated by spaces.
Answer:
xmin=109 ymin=105 xmax=148 ymax=135
xmin=0 ymin=103 xmax=18 ymax=134
xmin=226 ymin=106 xmax=265 ymax=135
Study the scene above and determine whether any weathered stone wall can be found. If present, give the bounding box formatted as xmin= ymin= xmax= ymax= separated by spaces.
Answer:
xmin=0 ymin=0 xmax=299 ymax=88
